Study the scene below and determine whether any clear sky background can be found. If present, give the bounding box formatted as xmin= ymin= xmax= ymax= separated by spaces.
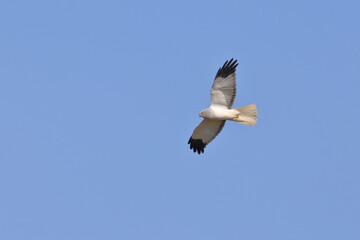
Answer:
xmin=1 ymin=0 xmax=359 ymax=239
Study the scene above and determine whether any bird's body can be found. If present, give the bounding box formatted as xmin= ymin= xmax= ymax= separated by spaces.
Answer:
xmin=200 ymin=106 xmax=239 ymax=120
xmin=188 ymin=58 xmax=258 ymax=154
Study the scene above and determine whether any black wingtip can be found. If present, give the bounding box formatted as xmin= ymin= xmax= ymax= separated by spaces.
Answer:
xmin=188 ymin=137 xmax=206 ymax=154
xmin=215 ymin=58 xmax=238 ymax=79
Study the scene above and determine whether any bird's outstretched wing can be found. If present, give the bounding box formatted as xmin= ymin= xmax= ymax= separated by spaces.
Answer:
xmin=211 ymin=58 xmax=238 ymax=108
xmin=188 ymin=119 xmax=226 ymax=154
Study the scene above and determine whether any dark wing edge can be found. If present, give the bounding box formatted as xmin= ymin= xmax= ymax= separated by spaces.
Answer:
xmin=215 ymin=58 xmax=238 ymax=79
xmin=188 ymin=138 xmax=206 ymax=154
xmin=188 ymin=120 xmax=226 ymax=154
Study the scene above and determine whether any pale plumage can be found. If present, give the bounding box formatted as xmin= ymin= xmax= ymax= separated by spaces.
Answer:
xmin=188 ymin=58 xmax=258 ymax=154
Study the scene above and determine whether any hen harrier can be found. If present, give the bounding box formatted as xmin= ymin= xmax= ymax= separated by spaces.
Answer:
xmin=188 ymin=58 xmax=258 ymax=154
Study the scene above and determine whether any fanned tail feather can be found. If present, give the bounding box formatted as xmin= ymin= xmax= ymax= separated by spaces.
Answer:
xmin=233 ymin=104 xmax=258 ymax=126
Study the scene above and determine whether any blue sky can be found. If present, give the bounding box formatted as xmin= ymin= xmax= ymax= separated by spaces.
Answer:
xmin=1 ymin=0 xmax=359 ymax=239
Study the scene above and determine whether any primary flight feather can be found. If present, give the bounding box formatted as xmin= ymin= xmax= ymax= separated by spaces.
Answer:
xmin=188 ymin=58 xmax=258 ymax=154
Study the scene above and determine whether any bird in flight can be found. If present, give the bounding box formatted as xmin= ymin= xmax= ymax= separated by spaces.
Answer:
xmin=188 ymin=58 xmax=258 ymax=154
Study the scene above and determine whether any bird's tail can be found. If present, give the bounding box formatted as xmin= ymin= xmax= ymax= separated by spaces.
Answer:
xmin=232 ymin=104 xmax=258 ymax=126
